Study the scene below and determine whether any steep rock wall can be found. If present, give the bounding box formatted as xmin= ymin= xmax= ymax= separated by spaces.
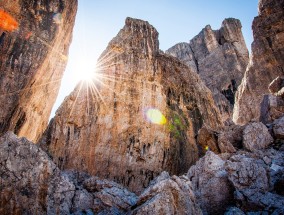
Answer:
xmin=233 ymin=0 xmax=284 ymax=124
xmin=167 ymin=18 xmax=249 ymax=122
xmin=40 ymin=17 xmax=222 ymax=193
xmin=0 ymin=0 xmax=77 ymax=141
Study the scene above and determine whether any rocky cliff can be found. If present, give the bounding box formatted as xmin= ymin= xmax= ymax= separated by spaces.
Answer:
xmin=1 ymin=111 xmax=284 ymax=214
xmin=233 ymin=0 xmax=284 ymax=124
xmin=1 ymin=0 xmax=284 ymax=214
xmin=0 ymin=0 xmax=78 ymax=142
xmin=167 ymin=18 xmax=249 ymax=122
xmin=39 ymin=17 xmax=222 ymax=193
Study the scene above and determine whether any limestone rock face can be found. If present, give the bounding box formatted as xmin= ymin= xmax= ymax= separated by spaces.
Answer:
xmin=0 ymin=132 xmax=138 ymax=215
xmin=130 ymin=172 xmax=202 ymax=215
xmin=166 ymin=42 xmax=198 ymax=74
xmin=0 ymin=0 xmax=77 ymax=142
xmin=40 ymin=17 xmax=222 ymax=193
xmin=167 ymin=18 xmax=249 ymax=121
xmin=233 ymin=0 xmax=284 ymax=124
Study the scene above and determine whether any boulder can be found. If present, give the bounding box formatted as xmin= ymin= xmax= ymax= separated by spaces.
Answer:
xmin=226 ymin=154 xmax=269 ymax=192
xmin=187 ymin=151 xmax=234 ymax=214
xmin=269 ymin=76 xmax=284 ymax=96
xmin=197 ymin=125 xmax=237 ymax=154
xmin=243 ymin=122 xmax=273 ymax=152
xmin=260 ymin=94 xmax=284 ymax=124
xmin=130 ymin=172 xmax=202 ymax=215
xmin=226 ymin=149 xmax=284 ymax=213
xmin=0 ymin=132 xmax=138 ymax=214
xmin=197 ymin=126 xmax=220 ymax=155
xmin=273 ymin=115 xmax=284 ymax=139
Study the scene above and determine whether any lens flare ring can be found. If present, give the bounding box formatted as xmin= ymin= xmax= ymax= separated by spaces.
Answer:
xmin=144 ymin=108 xmax=167 ymax=125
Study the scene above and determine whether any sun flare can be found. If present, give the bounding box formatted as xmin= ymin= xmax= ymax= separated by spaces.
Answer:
xmin=73 ymin=59 xmax=98 ymax=83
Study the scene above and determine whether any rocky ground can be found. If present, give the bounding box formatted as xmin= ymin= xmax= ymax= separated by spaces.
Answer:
xmin=0 ymin=0 xmax=284 ymax=214
xmin=1 ymin=96 xmax=284 ymax=214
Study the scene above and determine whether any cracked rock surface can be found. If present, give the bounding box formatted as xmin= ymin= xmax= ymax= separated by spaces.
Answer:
xmin=0 ymin=132 xmax=138 ymax=215
xmin=167 ymin=18 xmax=249 ymax=122
xmin=233 ymin=0 xmax=284 ymax=124
xmin=39 ymin=17 xmax=222 ymax=194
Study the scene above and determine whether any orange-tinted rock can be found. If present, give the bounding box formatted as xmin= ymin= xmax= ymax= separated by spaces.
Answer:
xmin=0 ymin=0 xmax=78 ymax=142
xmin=40 ymin=17 xmax=222 ymax=193
xmin=233 ymin=0 xmax=284 ymax=124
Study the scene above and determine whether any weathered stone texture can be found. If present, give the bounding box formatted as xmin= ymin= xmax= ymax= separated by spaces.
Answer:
xmin=197 ymin=125 xmax=238 ymax=155
xmin=0 ymin=132 xmax=138 ymax=215
xmin=40 ymin=17 xmax=222 ymax=193
xmin=187 ymin=151 xmax=234 ymax=214
xmin=260 ymin=94 xmax=284 ymax=124
xmin=0 ymin=0 xmax=77 ymax=142
xmin=269 ymin=76 xmax=284 ymax=97
xmin=167 ymin=18 xmax=249 ymax=121
xmin=243 ymin=122 xmax=273 ymax=152
xmin=130 ymin=172 xmax=202 ymax=215
xmin=225 ymin=149 xmax=284 ymax=212
xmin=233 ymin=0 xmax=284 ymax=124
xmin=273 ymin=115 xmax=284 ymax=139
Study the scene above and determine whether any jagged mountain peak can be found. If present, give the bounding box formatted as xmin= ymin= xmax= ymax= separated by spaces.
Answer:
xmin=99 ymin=17 xmax=159 ymax=62
xmin=167 ymin=17 xmax=249 ymax=122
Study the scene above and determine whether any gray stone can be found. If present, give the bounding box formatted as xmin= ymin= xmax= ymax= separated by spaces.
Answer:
xmin=225 ymin=154 xmax=269 ymax=192
xmin=187 ymin=151 xmax=234 ymax=214
xmin=259 ymin=94 xmax=284 ymax=124
xmin=273 ymin=115 xmax=284 ymax=139
xmin=218 ymin=124 xmax=244 ymax=150
xmin=239 ymin=189 xmax=284 ymax=212
xmin=243 ymin=122 xmax=273 ymax=152
xmin=130 ymin=172 xmax=202 ymax=215
xmin=0 ymin=132 xmax=138 ymax=214
xmin=197 ymin=125 xmax=237 ymax=155
xmin=218 ymin=133 xmax=237 ymax=153
xmin=225 ymin=207 xmax=245 ymax=215
xmin=197 ymin=125 xmax=220 ymax=155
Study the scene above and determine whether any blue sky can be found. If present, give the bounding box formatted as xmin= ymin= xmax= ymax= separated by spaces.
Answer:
xmin=51 ymin=0 xmax=259 ymax=117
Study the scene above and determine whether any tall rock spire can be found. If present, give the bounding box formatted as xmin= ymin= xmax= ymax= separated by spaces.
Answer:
xmin=0 ymin=0 xmax=78 ymax=141
xmin=167 ymin=18 xmax=249 ymax=122
xmin=233 ymin=0 xmax=284 ymax=124
xmin=40 ymin=17 xmax=222 ymax=193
